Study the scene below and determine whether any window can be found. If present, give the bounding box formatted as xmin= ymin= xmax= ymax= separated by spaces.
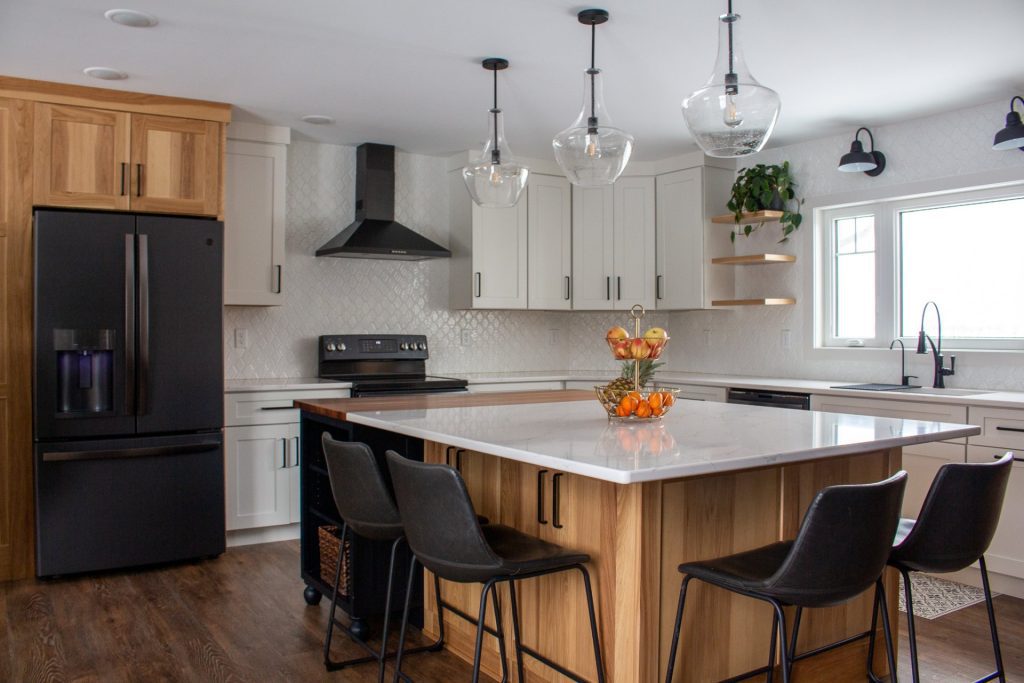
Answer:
xmin=820 ymin=186 xmax=1024 ymax=350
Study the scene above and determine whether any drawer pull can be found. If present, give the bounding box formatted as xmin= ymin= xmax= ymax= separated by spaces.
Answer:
xmin=993 ymin=453 xmax=1024 ymax=463
xmin=537 ymin=469 xmax=549 ymax=525
xmin=995 ymin=426 xmax=1024 ymax=434
xmin=260 ymin=406 xmax=295 ymax=411
xmin=552 ymin=472 xmax=564 ymax=529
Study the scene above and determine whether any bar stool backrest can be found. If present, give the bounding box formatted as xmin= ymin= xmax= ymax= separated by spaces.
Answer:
xmin=385 ymin=451 xmax=502 ymax=582
xmin=767 ymin=471 xmax=907 ymax=607
xmin=891 ymin=452 xmax=1013 ymax=573
xmin=321 ymin=434 xmax=402 ymax=540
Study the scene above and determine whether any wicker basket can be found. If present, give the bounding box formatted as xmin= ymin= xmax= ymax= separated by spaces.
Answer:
xmin=318 ymin=525 xmax=351 ymax=597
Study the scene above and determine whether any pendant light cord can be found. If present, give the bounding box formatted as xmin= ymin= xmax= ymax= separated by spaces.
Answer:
xmin=725 ymin=0 xmax=738 ymax=95
xmin=588 ymin=21 xmax=598 ymax=133
xmin=491 ymin=67 xmax=501 ymax=165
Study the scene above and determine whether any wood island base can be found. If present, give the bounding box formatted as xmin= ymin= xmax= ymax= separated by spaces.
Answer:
xmin=420 ymin=441 xmax=901 ymax=683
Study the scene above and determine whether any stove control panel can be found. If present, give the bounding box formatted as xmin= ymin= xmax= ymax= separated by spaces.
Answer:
xmin=318 ymin=334 xmax=429 ymax=362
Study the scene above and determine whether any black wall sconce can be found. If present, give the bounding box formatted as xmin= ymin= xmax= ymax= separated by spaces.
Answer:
xmin=838 ymin=127 xmax=885 ymax=176
xmin=992 ymin=96 xmax=1024 ymax=151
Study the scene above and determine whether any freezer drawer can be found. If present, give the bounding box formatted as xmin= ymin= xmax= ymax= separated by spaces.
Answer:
xmin=35 ymin=433 xmax=225 ymax=576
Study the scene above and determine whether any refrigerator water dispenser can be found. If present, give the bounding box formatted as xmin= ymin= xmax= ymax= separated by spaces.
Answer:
xmin=54 ymin=329 xmax=114 ymax=414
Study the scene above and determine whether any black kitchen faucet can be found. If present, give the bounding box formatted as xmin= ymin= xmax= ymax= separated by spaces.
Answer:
xmin=916 ymin=301 xmax=956 ymax=389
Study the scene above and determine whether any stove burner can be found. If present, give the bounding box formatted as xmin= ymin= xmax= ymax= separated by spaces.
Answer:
xmin=317 ymin=334 xmax=467 ymax=396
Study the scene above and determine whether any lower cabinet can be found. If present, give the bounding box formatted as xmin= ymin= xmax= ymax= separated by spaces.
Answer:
xmin=225 ymin=422 xmax=300 ymax=530
xmin=655 ymin=382 xmax=727 ymax=403
xmin=967 ymin=446 xmax=1024 ymax=579
xmin=900 ymin=441 xmax=965 ymax=518
xmin=223 ymin=387 xmax=347 ymax=534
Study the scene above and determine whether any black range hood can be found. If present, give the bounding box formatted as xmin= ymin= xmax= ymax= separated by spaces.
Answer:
xmin=316 ymin=143 xmax=451 ymax=261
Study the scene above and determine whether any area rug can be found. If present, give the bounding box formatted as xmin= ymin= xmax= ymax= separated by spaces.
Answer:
xmin=898 ymin=574 xmax=994 ymax=620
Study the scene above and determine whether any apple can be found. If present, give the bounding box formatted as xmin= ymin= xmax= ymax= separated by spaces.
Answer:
xmin=630 ymin=338 xmax=651 ymax=359
xmin=643 ymin=327 xmax=668 ymax=340
xmin=613 ymin=340 xmax=631 ymax=359
xmin=606 ymin=326 xmax=629 ymax=341
xmin=646 ymin=339 xmax=664 ymax=358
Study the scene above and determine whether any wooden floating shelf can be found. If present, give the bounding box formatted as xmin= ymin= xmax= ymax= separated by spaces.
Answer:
xmin=711 ymin=210 xmax=785 ymax=224
xmin=711 ymin=253 xmax=797 ymax=266
xmin=711 ymin=298 xmax=797 ymax=307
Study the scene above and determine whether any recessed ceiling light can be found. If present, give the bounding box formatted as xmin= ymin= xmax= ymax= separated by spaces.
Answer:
xmin=301 ymin=115 xmax=335 ymax=125
xmin=104 ymin=9 xmax=159 ymax=27
xmin=83 ymin=67 xmax=128 ymax=80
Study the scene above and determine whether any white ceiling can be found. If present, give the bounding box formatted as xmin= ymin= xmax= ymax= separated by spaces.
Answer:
xmin=1 ymin=0 xmax=1022 ymax=161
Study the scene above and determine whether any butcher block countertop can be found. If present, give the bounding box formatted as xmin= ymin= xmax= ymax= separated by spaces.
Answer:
xmin=294 ymin=389 xmax=593 ymax=421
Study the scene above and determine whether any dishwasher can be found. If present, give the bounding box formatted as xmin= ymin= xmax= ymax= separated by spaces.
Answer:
xmin=727 ymin=388 xmax=811 ymax=410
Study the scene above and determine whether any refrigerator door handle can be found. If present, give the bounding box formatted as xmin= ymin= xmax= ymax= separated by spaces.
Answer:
xmin=42 ymin=440 xmax=221 ymax=462
xmin=124 ymin=234 xmax=136 ymax=414
xmin=138 ymin=234 xmax=150 ymax=415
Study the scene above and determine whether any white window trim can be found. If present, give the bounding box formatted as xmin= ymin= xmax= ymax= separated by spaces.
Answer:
xmin=804 ymin=168 xmax=1024 ymax=360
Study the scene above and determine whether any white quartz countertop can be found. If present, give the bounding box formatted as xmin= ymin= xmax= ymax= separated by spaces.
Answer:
xmin=344 ymin=399 xmax=979 ymax=484
xmin=453 ymin=371 xmax=1024 ymax=409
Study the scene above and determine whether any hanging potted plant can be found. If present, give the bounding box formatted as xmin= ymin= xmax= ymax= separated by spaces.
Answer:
xmin=727 ymin=161 xmax=804 ymax=242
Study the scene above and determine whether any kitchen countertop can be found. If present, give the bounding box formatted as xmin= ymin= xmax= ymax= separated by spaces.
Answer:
xmin=224 ymin=377 xmax=351 ymax=392
xmin=454 ymin=370 xmax=1024 ymax=409
xmin=296 ymin=390 xmax=979 ymax=484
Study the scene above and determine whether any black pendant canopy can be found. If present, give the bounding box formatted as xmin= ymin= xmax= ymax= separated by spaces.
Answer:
xmin=992 ymin=96 xmax=1024 ymax=151
xmin=838 ymin=127 xmax=885 ymax=176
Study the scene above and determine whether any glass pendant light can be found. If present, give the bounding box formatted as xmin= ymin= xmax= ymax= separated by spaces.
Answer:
xmin=552 ymin=9 xmax=634 ymax=186
xmin=682 ymin=0 xmax=780 ymax=158
xmin=463 ymin=58 xmax=529 ymax=208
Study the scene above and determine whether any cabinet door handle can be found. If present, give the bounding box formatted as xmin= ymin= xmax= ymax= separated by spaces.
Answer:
xmin=606 ymin=276 xmax=611 ymax=301
xmin=455 ymin=449 xmax=465 ymax=473
xmin=445 ymin=445 xmax=456 ymax=466
xmin=474 ymin=272 xmax=482 ymax=298
xmin=274 ymin=265 xmax=282 ymax=294
xmin=280 ymin=438 xmax=288 ymax=469
xmin=291 ymin=437 xmax=300 ymax=467
xmin=260 ymin=405 xmax=294 ymax=411
xmin=657 ymin=274 xmax=663 ymax=300
xmin=552 ymin=472 xmax=564 ymax=529
xmin=617 ymin=276 xmax=622 ymax=300
xmin=536 ymin=469 xmax=549 ymax=525
xmin=994 ymin=453 xmax=1024 ymax=463
xmin=996 ymin=426 xmax=1024 ymax=433
xmin=120 ymin=162 xmax=128 ymax=196
xmin=564 ymin=275 xmax=571 ymax=301
xmin=135 ymin=163 xmax=143 ymax=197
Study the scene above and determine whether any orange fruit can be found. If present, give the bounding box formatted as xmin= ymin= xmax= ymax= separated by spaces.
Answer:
xmin=616 ymin=404 xmax=631 ymax=418
xmin=661 ymin=392 xmax=675 ymax=407
xmin=651 ymin=406 xmax=664 ymax=417
xmin=635 ymin=400 xmax=652 ymax=418
xmin=626 ymin=391 xmax=642 ymax=402
xmin=618 ymin=396 xmax=638 ymax=413
xmin=648 ymin=392 xmax=663 ymax=410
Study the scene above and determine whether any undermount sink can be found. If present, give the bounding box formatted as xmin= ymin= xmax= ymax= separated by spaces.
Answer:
xmin=901 ymin=387 xmax=993 ymax=397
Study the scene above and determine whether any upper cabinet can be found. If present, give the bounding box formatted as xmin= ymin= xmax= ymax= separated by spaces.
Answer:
xmin=224 ymin=124 xmax=290 ymax=306
xmin=527 ymin=174 xmax=572 ymax=310
xmin=655 ymin=166 xmax=734 ymax=309
xmin=449 ymin=170 xmax=528 ymax=309
xmin=129 ymin=114 xmax=221 ymax=216
xmin=33 ymin=103 xmax=131 ymax=211
xmin=571 ymin=176 xmax=655 ymax=310
xmin=33 ymin=103 xmax=223 ymax=217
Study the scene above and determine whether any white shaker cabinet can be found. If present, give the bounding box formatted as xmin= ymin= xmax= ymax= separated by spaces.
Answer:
xmin=224 ymin=387 xmax=347 ymax=534
xmin=571 ymin=177 xmax=655 ymax=310
xmin=527 ymin=174 xmax=572 ymax=310
xmin=224 ymin=123 xmax=290 ymax=306
xmin=655 ymin=166 xmax=734 ymax=309
xmin=449 ymin=170 xmax=528 ymax=309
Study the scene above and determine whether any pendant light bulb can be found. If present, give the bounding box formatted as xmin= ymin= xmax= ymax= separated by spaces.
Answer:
xmin=463 ymin=58 xmax=529 ymax=208
xmin=552 ymin=10 xmax=634 ymax=186
xmin=682 ymin=1 xmax=780 ymax=158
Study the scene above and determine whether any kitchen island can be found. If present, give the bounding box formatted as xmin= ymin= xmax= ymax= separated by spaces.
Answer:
xmin=296 ymin=390 xmax=979 ymax=682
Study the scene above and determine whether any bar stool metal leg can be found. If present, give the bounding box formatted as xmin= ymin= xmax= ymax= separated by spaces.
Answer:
xmin=979 ymin=557 xmax=1007 ymax=683
xmin=768 ymin=600 xmax=792 ymax=683
xmin=323 ymin=522 xmax=349 ymax=667
xmin=664 ymin=575 xmax=693 ymax=683
xmin=765 ymin=610 xmax=779 ymax=683
xmin=508 ymin=579 xmax=526 ymax=683
xmin=901 ymin=568 xmax=922 ymax=683
xmin=375 ymin=537 xmax=402 ymax=683
xmin=577 ymin=565 xmax=606 ymax=683
xmin=392 ymin=555 xmax=418 ymax=683
xmin=875 ymin=579 xmax=899 ymax=683
xmin=472 ymin=578 xmax=508 ymax=683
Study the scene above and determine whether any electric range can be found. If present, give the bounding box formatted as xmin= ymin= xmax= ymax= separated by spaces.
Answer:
xmin=317 ymin=334 xmax=468 ymax=397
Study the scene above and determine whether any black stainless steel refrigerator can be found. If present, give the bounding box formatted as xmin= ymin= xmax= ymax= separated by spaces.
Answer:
xmin=33 ymin=210 xmax=225 ymax=576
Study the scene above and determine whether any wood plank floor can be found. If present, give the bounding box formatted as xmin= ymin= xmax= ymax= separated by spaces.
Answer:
xmin=1 ymin=540 xmax=1021 ymax=682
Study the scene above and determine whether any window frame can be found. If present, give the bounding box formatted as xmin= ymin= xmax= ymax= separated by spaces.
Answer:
xmin=817 ymin=182 xmax=1024 ymax=352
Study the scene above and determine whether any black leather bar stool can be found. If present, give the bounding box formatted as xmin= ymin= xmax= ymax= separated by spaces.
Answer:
xmin=385 ymin=451 xmax=605 ymax=683
xmin=867 ymin=452 xmax=1013 ymax=683
xmin=320 ymin=435 xmax=444 ymax=681
xmin=664 ymin=471 xmax=907 ymax=683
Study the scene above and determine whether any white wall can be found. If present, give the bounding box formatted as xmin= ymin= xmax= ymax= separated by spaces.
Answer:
xmin=224 ymin=140 xmax=665 ymax=380
xmin=666 ymin=98 xmax=1024 ymax=390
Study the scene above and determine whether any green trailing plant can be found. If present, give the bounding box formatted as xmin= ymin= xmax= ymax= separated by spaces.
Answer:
xmin=727 ymin=161 xmax=804 ymax=243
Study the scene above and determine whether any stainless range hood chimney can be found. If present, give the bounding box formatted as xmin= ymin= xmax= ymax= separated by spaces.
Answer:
xmin=315 ymin=143 xmax=451 ymax=261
